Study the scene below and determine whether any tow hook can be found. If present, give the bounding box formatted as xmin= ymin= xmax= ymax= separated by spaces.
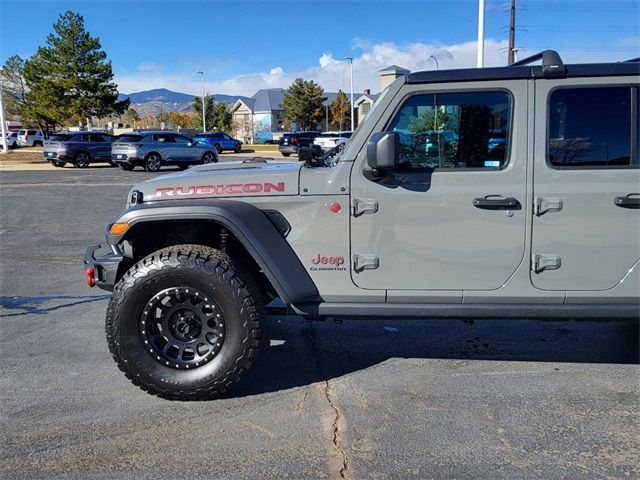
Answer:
xmin=85 ymin=267 xmax=95 ymax=288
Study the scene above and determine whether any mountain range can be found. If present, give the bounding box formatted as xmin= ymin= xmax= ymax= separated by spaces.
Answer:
xmin=117 ymin=88 xmax=250 ymax=117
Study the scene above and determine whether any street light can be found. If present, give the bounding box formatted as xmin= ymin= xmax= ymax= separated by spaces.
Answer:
xmin=344 ymin=57 xmax=354 ymax=131
xmin=197 ymin=71 xmax=206 ymax=133
xmin=429 ymin=55 xmax=439 ymax=70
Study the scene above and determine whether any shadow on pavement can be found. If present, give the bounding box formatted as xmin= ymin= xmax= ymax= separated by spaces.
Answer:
xmin=232 ymin=316 xmax=640 ymax=398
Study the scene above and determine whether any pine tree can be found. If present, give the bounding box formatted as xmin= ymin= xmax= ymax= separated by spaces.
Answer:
xmin=282 ymin=78 xmax=324 ymax=130
xmin=211 ymin=102 xmax=232 ymax=133
xmin=329 ymin=90 xmax=351 ymax=131
xmin=22 ymin=10 xmax=129 ymax=135
xmin=192 ymin=95 xmax=215 ymax=131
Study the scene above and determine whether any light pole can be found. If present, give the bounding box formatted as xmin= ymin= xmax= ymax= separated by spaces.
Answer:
xmin=344 ymin=57 xmax=354 ymax=131
xmin=429 ymin=55 xmax=439 ymax=70
xmin=477 ymin=0 xmax=485 ymax=67
xmin=197 ymin=71 xmax=206 ymax=132
xmin=0 ymin=82 xmax=8 ymax=154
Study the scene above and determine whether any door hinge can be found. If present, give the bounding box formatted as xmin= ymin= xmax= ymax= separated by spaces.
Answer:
xmin=532 ymin=254 xmax=561 ymax=273
xmin=352 ymin=198 xmax=378 ymax=217
xmin=534 ymin=196 xmax=563 ymax=216
xmin=353 ymin=254 xmax=379 ymax=272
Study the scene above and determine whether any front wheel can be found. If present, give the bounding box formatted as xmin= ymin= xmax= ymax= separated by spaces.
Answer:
xmin=145 ymin=153 xmax=162 ymax=172
xmin=74 ymin=152 xmax=91 ymax=168
xmin=281 ymin=152 xmax=291 ymax=157
xmin=234 ymin=143 xmax=242 ymax=153
xmin=105 ymin=245 xmax=263 ymax=400
xmin=201 ymin=151 xmax=217 ymax=164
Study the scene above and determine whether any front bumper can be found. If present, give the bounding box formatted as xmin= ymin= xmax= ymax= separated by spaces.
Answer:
xmin=84 ymin=244 xmax=124 ymax=292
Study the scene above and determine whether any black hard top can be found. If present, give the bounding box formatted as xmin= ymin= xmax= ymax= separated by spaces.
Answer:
xmin=407 ymin=57 xmax=639 ymax=85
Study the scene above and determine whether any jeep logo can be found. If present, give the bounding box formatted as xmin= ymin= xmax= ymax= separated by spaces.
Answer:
xmin=311 ymin=254 xmax=344 ymax=266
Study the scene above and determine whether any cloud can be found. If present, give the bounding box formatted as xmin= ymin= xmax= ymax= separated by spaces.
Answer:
xmin=114 ymin=37 xmax=628 ymax=96
xmin=136 ymin=62 xmax=164 ymax=73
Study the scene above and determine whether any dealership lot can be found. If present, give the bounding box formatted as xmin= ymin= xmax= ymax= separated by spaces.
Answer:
xmin=0 ymin=166 xmax=638 ymax=479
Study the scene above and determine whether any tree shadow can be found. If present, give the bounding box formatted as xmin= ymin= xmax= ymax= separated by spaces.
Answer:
xmin=231 ymin=315 xmax=639 ymax=398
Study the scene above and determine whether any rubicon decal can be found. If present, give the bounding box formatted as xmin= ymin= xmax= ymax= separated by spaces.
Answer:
xmin=310 ymin=254 xmax=346 ymax=272
xmin=156 ymin=182 xmax=286 ymax=197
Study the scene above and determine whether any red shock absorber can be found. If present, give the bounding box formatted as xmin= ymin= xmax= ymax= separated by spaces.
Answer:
xmin=219 ymin=227 xmax=229 ymax=252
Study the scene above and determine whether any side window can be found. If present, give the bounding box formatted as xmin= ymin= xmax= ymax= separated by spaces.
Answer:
xmin=172 ymin=134 xmax=190 ymax=144
xmin=103 ymin=135 xmax=115 ymax=143
xmin=388 ymin=91 xmax=512 ymax=170
xmin=153 ymin=134 xmax=174 ymax=143
xmin=89 ymin=134 xmax=104 ymax=142
xmin=548 ymin=86 xmax=637 ymax=168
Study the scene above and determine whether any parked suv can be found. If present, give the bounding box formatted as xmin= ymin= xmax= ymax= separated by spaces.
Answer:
xmin=85 ymin=51 xmax=639 ymax=400
xmin=192 ymin=132 xmax=242 ymax=153
xmin=278 ymin=131 xmax=321 ymax=156
xmin=111 ymin=131 xmax=218 ymax=171
xmin=44 ymin=132 xmax=116 ymax=167
xmin=17 ymin=129 xmax=44 ymax=147
xmin=313 ymin=131 xmax=353 ymax=151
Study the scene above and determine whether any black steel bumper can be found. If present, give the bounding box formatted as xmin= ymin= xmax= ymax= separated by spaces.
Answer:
xmin=84 ymin=244 xmax=123 ymax=292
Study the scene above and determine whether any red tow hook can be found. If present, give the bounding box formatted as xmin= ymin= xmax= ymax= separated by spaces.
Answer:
xmin=85 ymin=267 xmax=95 ymax=288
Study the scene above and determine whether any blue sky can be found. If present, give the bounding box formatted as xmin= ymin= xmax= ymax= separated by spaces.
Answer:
xmin=1 ymin=0 xmax=638 ymax=96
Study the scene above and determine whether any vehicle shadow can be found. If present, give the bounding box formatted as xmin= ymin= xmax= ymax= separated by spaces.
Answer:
xmin=231 ymin=316 xmax=639 ymax=398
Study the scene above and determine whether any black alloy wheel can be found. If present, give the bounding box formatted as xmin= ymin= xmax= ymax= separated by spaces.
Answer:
xmin=141 ymin=287 xmax=226 ymax=369
xmin=145 ymin=153 xmax=162 ymax=172
xmin=74 ymin=152 xmax=91 ymax=168
xmin=202 ymin=151 xmax=216 ymax=164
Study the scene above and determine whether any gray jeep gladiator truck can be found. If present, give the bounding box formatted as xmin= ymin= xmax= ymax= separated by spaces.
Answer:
xmin=85 ymin=51 xmax=640 ymax=400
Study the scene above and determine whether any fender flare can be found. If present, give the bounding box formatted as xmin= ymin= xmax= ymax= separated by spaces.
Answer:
xmin=109 ymin=199 xmax=320 ymax=304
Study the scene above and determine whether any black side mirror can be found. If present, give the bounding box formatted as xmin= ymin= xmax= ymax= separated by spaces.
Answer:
xmin=367 ymin=132 xmax=400 ymax=170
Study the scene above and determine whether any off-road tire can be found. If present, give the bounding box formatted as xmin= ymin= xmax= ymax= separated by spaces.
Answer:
xmin=105 ymin=245 xmax=263 ymax=400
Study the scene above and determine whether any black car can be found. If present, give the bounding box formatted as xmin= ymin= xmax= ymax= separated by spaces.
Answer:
xmin=278 ymin=131 xmax=321 ymax=157
xmin=43 ymin=132 xmax=116 ymax=168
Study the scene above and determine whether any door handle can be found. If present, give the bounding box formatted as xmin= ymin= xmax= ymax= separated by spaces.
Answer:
xmin=614 ymin=195 xmax=640 ymax=209
xmin=473 ymin=197 xmax=521 ymax=210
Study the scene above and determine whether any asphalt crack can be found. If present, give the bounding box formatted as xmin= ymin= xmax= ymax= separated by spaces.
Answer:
xmin=307 ymin=320 xmax=350 ymax=479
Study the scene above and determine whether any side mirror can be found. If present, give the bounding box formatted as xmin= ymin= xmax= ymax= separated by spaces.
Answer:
xmin=188 ymin=141 xmax=194 ymax=147
xmin=367 ymin=132 xmax=400 ymax=170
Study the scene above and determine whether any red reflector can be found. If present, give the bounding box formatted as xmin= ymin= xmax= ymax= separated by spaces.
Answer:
xmin=329 ymin=202 xmax=342 ymax=213
xmin=85 ymin=267 xmax=95 ymax=287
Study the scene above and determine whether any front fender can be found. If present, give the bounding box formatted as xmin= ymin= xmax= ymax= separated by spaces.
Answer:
xmin=107 ymin=199 xmax=320 ymax=304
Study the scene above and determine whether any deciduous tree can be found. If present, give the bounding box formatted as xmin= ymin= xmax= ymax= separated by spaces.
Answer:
xmin=329 ymin=90 xmax=351 ymax=131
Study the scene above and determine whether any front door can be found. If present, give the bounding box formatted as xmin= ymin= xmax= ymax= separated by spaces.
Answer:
xmin=531 ymin=80 xmax=640 ymax=291
xmin=350 ymin=81 xmax=529 ymax=291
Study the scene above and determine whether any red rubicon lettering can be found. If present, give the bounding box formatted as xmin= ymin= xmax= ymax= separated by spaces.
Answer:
xmin=156 ymin=188 xmax=175 ymax=197
xmin=155 ymin=182 xmax=287 ymax=197
xmin=264 ymin=182 xmax=285 ymax=192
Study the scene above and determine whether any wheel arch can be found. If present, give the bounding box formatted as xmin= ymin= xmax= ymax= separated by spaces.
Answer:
xmin=112 ymin=200 xmax=319 ymax=304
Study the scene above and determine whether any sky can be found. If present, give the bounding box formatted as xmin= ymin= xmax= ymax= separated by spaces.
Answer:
xmin=1 ymin=0 xmax=638 ymax=97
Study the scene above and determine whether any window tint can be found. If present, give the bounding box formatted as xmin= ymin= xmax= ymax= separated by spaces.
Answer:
xmin=103 ymin=134 xmax=115 ymax=143
xmin=153 ymin=133 xmax=174 ymax=143
xmin=49 ymin=134 xmax=73 ymax=141
xmin=548 ymin=86 xmax=637 ymax=168
xmin=388 ymin=91 xmax=511 ymax=170
xmin=88 ymin=134 xmax=104 ymax=142
xmin=172 ymin=134 xmax=191 ymax=144
xmin=116 ymin=134 xmax=143 ymax=143
xmin=28 ymin=130 xmax=37 ymax=135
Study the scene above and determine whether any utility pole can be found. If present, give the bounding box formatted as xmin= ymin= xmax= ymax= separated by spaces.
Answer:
xmin=477 ymin=0 xmax=485 ymax=67
xmin=344 ymin=57 xmax=354 ymax=131
xmin=0 ymin=82 xmax=8 ymax=154
xmin=508 ymin=0 xmax=517 ymax=65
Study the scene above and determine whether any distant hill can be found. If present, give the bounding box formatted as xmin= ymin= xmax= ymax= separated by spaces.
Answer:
xmin=117 ymin=88 xmax=250 ymax=116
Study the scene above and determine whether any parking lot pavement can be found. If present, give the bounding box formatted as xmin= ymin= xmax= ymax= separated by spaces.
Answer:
xmin=1 ymin=168 xmax=638 ymax=480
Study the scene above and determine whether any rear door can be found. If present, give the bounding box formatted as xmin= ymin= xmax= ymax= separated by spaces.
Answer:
xmin=172 ymin=134 xmax=194 ymax=163
xmin=531 ymin=79 xmax=640 ymax=291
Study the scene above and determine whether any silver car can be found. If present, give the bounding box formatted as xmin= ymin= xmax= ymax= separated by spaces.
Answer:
xmin=111 ymin=131 xmax=219 ymax=172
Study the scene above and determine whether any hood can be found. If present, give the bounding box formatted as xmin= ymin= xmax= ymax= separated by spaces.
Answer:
xmin=133 ymin=160 xmax=302 ymax=202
